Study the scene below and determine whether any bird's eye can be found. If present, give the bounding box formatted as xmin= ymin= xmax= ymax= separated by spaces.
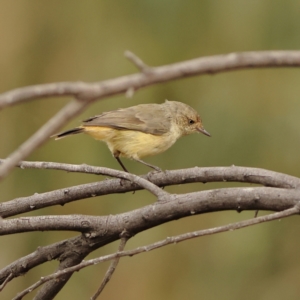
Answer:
xmin=188 ymin=119 xmax=195 ymax=125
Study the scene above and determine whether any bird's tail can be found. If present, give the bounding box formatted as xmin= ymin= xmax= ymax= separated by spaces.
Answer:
xmin=51 ymin=127 xmax=85 ymax=140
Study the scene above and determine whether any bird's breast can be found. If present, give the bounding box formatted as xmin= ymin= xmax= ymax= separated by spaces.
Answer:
xmin=84 ymin=125 xmax=181 ymax=159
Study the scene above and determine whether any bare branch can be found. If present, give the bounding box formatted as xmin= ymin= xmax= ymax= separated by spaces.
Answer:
xmin=3 ymin=160 xmax=299 ymax=189
xmin=33 ymin=248 xmax=89 ymax=300
xmin=4 ymin=185 xmax=299 ymax=235
xmin=12 ymin=205 xmax=299 ymax=299
xmin=91 ymin=234 xmax=129 ymax=299
xmin=0 ymin=215 xmax=102 ymax=235
xmin=0 ymin=160 xmax=167 ymax=200
xmin=2 ymin=185 xmax=299 ymax=288
xmin=1 ymin=165 xmax=299 ymax=218
xmin=28 ymin=160 xmax=166 ymax=198
xmin=1 ymin=51 xmax=300 ymax=110
xmin=0 ymin=235 xmax=104 ymax=291
xmin=0 ymin=81 xmax=89 ymax=110
xmin=0 ymin=185 xmax=298 ymax=290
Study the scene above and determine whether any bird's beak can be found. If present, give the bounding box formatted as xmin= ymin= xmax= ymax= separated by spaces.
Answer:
xmin=197 ymin=127 xmax=211 ymax=137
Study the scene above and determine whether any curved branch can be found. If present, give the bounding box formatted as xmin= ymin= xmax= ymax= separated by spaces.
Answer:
xmin=1 ymin=51 xmax=300 ymax=110
xmin=1 ymin=186 xmax=300 ymax=236
xmin=0 ymin=160 xmax=166 ymax=199
xmin=3 ymin=160 xmax=300 ymax=189
xmin=1 ymin=165 xmax=299 ymax=218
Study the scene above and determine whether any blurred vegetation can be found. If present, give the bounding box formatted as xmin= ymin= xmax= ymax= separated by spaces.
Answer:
xmin=1 ymin=1 xmax=300 ymax=299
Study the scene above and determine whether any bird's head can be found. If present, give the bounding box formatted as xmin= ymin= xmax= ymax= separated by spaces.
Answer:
xmin=165 ymin=100 xmax=211 ymax=137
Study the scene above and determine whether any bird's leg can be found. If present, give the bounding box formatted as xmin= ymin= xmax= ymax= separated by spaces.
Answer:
xmin=132 ymin=158 xmax=162 ymax=172
xmin=114 ymin=151 xmax=129 ymax=172
xmin=114 ymin=151 xmax=162 ymax=172
xmin=115 ymin=157 xmax=129 ymax=173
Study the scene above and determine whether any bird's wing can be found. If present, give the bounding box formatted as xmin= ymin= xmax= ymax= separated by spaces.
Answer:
xmin=82 ymin=104 xmax=171 ymax=135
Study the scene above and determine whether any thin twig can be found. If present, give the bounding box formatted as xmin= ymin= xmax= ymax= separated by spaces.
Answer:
xmin=12 ymin=206 xmax=299 ymax=299
xmin=91 ymin=233 xmax=129 ymax=300
xmin=124 ymin=50 xmax=151 ymax=72
xmin=0 ymin=273 xmax=13 ymax=291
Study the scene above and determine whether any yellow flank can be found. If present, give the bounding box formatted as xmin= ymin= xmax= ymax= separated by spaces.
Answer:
xmin=83 ymin=126 xmax=177 ymax=159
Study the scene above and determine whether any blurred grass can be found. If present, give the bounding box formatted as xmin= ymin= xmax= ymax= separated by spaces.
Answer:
xmin=1 ymin=1 xmax=300 ymax=299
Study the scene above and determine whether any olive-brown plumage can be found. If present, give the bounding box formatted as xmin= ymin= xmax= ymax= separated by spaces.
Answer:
xmin=53 ymin=100 xmax=210 ymax=172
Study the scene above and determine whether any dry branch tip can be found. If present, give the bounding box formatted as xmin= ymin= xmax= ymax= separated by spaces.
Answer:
xmin=124 ymin=50 xmax=151 ymax=72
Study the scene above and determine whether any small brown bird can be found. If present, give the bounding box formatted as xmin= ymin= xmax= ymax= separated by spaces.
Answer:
xmin=52 ymin=100 xmax=210 ymax=172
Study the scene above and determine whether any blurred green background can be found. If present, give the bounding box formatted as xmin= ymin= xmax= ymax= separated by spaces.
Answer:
xmin=1 ymin=1 xmax=300 ymax=299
